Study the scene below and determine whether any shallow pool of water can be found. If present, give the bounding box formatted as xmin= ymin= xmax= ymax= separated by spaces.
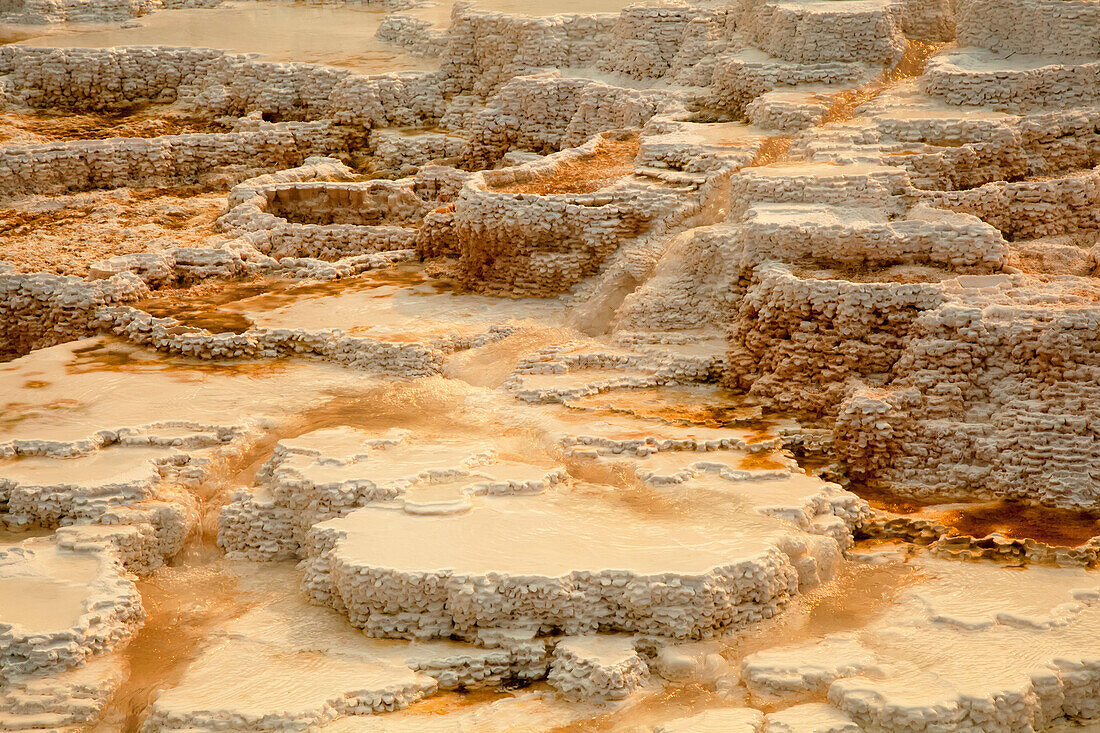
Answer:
xmin=15 ymin=1 xmax=435 ymax=74
xmin=12 ymin=0 xmax=645 ymax=71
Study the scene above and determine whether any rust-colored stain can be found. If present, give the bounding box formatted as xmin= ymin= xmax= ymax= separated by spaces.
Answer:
xmin=490 ymin=135 xmax=639 ymax=196
xmin=0 ymin=108 xmax=225 ymax=143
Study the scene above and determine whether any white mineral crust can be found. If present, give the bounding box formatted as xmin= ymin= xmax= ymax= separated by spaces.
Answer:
xmin=302 ymin=481 xmax=848 ymax=640
xmin=0 ymin=538 xmax=142 ymax=681
xmin=742 ymin=556 xmax=1100 ymax=731
xmin=2 ymin=0 xmax=1100 ymax=724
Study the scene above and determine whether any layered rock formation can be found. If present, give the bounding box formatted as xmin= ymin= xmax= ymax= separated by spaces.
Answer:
xmin=2 ymin=0 xmax=1099 ymax=727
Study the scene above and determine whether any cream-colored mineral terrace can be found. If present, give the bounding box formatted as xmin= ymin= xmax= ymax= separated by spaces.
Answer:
xmin=219 ymin=425 xmax=568 ymax=559
xmin=3 ymin=0 xmax=1100 ymax=723
xmin=0 ymin=338 xmax=382 ymax=447
xmin=140 ymin=564 xmax=553 ymax=731
xmin=302 ymin=467 xmax=855 ymax=640
xmin=636 ymin=120 xmax=770 ymax=173
xmin=0 ymin=537 xmax=142 ymax=681
xmin=544 ymin=404 xmax=785 ymax=456
xmin=0 ymin=652 xmax=127 ymax=732
xmin=508 ymin=367 xmax=661 ymax=403
xmin=140 ymin=597 xmax=438 ymax=730
xmin=741 ymin=553 xmax=1100 ymax=730
xmin=0 ymin=337 xmax=409 ymax=574
xmin=213 ymin=266 xmax=566 ymax=343
xmin=14 ymin=2 xmax=438 ymax=74
xmin=548 ymin=635 xmax=650 ymax=701
xmin=268 ymin=426 xmax=408 ymax=462
xmin=0 ymin=446 xmax=175 ymax=527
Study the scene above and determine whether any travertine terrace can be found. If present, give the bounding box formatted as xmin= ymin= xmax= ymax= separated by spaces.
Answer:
xmin=0 ymin=0 xmax=1098 ymax=728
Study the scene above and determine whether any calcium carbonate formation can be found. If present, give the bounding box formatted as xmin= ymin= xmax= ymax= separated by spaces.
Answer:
xmin=0 ymin=0 xmax=1098 ymax=727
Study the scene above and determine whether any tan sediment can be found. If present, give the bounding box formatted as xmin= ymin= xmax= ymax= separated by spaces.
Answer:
xmin=89 ymin=554 xmax=259 ymax=731
xmin=491 ymin=135 xmax=640 ymax=195
xmin=821 ymin=41 xmax=946 ymax=125
xmin=0 ymin=109 xmax=225 ymax=145
xmin=0 ymin=187 xmax=227 ymax=276
xmin=750 ymin=136 xmax=794 ymax=167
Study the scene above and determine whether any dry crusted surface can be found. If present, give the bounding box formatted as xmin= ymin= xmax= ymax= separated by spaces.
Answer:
xmin=0 ymin=109 xmax=225 ymax=146
xmin=490 ymin=136 xmax=640 ymax=195
xmin=0 ymin=187 xmax=228 ymax=276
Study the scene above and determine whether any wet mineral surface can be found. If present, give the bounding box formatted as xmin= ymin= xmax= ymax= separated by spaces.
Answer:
xmin=2 ymin=0 xmax=1099 ymax=728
